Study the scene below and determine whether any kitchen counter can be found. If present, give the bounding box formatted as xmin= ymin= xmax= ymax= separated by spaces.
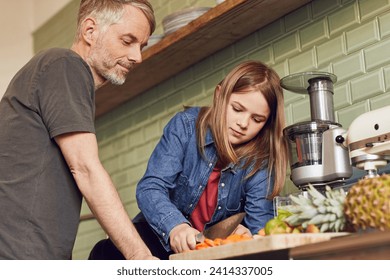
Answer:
xmin=290 ymin=229 xmax=390 ymax=260
xmin=169 ymin=230 xmax=390 ymax=260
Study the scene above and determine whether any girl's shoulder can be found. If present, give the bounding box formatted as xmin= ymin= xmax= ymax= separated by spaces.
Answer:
xmin=164 ymin=107 xmax=201 ymax=135
xmin=172 ymin=106 xmax=201 ymax=124
xmin=182 ymin=106 xmax=201 ymax=118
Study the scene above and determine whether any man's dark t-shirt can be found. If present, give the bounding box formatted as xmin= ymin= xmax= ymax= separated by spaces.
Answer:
xmin=0 ymin=48 xmax=95 ymax=259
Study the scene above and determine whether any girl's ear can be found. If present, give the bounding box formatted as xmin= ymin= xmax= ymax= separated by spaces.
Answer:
xmin=215 ymin=85 xmax=222 ymax=97
xmin=214 ymin=85 xmax=225 ymax=106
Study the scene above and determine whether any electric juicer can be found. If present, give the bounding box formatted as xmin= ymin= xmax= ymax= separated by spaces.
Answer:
xmin=281 ymin=72 xmax=353 ymax=191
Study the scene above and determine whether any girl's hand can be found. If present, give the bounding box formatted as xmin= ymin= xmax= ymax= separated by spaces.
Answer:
xmin=169 ymin=223 xmax=199 ymax=253
xmin=231 ymin=224 xmax=252 ymax=237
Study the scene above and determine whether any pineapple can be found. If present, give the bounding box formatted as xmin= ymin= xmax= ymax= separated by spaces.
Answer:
xmin=344 ymin=174 xmax=390 ymax=231
xmin=283 ymin=185 xmax=346 ymax=232
xmin=283 ymin=174 xmax=390 ymax=232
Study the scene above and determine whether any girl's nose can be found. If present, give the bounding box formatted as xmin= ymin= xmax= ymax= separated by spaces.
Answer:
xmin=237 ymin=116 xmax=249 ymax=128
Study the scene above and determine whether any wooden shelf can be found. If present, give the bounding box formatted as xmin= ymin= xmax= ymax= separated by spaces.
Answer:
xmin=95 ymin=0 xmax=311 ymax=118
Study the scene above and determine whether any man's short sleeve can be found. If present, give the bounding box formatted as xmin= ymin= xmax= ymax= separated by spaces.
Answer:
xmin=36 ymin=55 xmax=96 ymax=138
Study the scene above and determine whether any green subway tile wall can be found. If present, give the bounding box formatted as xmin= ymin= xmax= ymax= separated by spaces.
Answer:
xmin=33 ymin=0 xmax=390 ymax=259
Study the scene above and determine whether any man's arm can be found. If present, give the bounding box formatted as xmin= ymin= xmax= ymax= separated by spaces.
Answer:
xmin=55 ymin=132 xmax=157 ymax=260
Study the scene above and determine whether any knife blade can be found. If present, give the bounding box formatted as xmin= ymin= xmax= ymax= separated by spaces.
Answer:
xmin=195 ymin=212 xmax=246 ymax=243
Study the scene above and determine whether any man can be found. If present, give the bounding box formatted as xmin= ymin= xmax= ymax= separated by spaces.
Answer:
xmin=0 ymin=0 xmax=157 ymax=260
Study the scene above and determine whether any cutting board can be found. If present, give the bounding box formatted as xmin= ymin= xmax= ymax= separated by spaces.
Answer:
xmin=169 ymin=232 xmax=349 ymax=260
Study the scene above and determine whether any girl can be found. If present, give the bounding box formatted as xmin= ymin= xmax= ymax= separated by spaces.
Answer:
xmin=133 ymin=60 xmax=288 ymax=258
xmin=89 ymin=60 xmax=288 ymax=260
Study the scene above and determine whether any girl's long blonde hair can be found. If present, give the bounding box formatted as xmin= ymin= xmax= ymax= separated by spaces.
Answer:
xmin=196 ymin=61 xmax=288 ymax=199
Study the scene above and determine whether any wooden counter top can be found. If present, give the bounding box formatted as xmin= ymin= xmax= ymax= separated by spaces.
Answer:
xmin=290 ymin=230 xmax=390 ymax=260
xmin=170 ymin=233 xmax=349 ymax=260
xmin=95 ymin=0 xmax=311 ymax=118
xmin=169 ymin=231 xmax=390 ymax=260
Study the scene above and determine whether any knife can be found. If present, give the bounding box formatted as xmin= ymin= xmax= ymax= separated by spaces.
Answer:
xmin=195 ymin=212 xmax=246 ymax=243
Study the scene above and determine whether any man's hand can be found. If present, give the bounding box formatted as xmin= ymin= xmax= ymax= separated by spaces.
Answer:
xmin=56 ymin=132 xmax=158 ymax=260
xmin=169 ymin=223 xmax=199 ymax=253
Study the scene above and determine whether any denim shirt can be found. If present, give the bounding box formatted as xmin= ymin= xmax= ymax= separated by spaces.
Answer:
xmin=135 ymin=107 xmax=274 ymax=251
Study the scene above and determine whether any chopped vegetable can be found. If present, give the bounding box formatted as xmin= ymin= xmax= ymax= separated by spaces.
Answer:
xmin=195 ymin=233 xmax=252 ymax=250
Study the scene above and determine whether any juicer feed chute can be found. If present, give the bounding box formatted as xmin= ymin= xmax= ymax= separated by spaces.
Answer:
xmin=281 ymin=72 xmax=352 ymax=190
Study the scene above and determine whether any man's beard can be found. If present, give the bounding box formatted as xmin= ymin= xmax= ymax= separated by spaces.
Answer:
xmin=88 ymin=46 xmax=134 ymax=86
xmin=102 ymin=60 xmax=131 ymax=86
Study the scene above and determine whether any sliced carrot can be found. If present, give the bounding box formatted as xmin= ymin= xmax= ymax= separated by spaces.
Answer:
xmin=195 ymin=233 xmax=252 ymax=250
xmin=220 ymin=239 xmax=235 ymax=245
xmin=204 ymin=238 xmax=216 ymax=247
xmin=213 ymin=238 xmax=223 ymax=246
xmin=195 ymin=242 xmax=210 ymax=250
xmin=225 ymin=233 xmax=249 ymax=241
